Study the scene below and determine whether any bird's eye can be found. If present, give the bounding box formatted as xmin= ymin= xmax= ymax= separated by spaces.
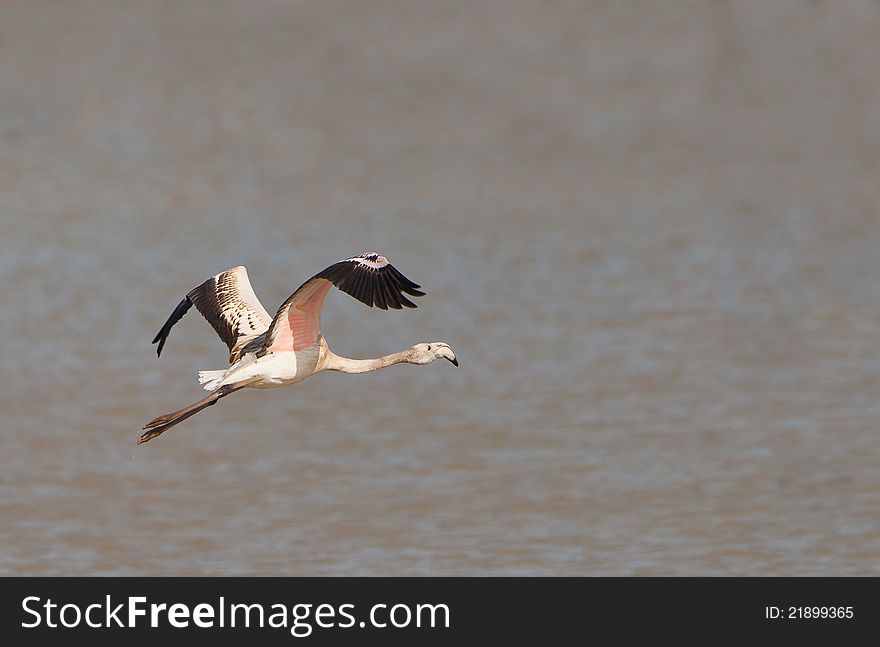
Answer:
xmin=427 ymin=345 xmax=432 ymax=350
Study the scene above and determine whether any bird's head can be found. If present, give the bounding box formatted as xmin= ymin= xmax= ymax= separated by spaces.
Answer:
xmin=410 ymin=342 xmax=458 ymax=366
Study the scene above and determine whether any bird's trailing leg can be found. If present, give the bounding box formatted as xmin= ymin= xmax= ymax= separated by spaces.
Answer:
xmin=138 ymin=379 xmax=256 ymax=445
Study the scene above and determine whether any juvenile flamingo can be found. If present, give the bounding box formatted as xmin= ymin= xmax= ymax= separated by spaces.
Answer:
xmin=140 ymin=252 xmax=457 ymax=444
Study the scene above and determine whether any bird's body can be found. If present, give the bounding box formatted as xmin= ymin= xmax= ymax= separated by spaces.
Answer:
xmin=140 ymin=252 xmax=457 ymax=444
xmin=197 ymin=348 xmax=307 ymax=390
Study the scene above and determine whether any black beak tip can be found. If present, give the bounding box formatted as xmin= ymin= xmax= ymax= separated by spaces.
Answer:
xmin=448 ymin=357 xmax=459 ymax=367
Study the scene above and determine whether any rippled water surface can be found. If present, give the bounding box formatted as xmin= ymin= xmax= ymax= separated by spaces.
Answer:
xmin=1 ymin=1 xmax=879 ymax=575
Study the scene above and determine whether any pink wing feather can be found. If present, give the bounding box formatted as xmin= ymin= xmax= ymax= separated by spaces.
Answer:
xmin=264 ymin=252 xmax=424 ymax=354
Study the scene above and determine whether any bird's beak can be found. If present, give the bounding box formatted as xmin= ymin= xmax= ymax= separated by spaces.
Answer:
xmin=437 ymin=344 xmax=458 ymax=367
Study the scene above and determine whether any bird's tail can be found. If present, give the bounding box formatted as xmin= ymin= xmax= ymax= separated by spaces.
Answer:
xmin=198 ymin=353 xmax=258 ymax=391
xmin=198 ymin=370 xmax=226 ymax=391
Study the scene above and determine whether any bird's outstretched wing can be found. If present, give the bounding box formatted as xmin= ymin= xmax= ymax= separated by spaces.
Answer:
xmin=152 ymin=266 xmax=273 ymax=363
xmin=263 ymin=252 xmax=425 ymax=353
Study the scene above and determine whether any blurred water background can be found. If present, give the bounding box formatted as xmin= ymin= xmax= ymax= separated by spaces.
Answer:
xmin=1 ymin=1 xmax=879 ymax=575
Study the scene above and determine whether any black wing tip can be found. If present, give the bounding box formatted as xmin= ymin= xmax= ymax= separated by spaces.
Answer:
xmin=153 ymin=328 xmax=170 ymax=356
xmin=320 ymin=256 xmax=427 ymax=309
xmin=152 ymin=328 xmax=168 ymax=356
xmin=151 ymin=296 xmax=192 ymax=358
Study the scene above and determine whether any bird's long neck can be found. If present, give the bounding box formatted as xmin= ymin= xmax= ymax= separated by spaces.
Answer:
xmin=319 ymin=348 xmax=414 ymax=374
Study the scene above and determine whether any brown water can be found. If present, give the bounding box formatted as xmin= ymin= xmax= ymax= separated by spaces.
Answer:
xmin=1 ymin=1 xmax=879 ymax=575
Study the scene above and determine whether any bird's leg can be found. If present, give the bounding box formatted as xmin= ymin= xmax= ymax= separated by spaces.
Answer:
xmin=142 ymin=386 xmax=228 ymax=430
xmin=138 ymin=379 xmax=256 ymax=445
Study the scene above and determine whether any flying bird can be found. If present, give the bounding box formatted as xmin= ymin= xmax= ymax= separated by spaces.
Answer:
xmin=140 ymin=252 xmax=457 ymax=444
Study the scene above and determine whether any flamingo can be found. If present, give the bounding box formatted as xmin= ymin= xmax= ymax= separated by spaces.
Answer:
xmin=140 ymin=252 xmax=457 ymax=444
